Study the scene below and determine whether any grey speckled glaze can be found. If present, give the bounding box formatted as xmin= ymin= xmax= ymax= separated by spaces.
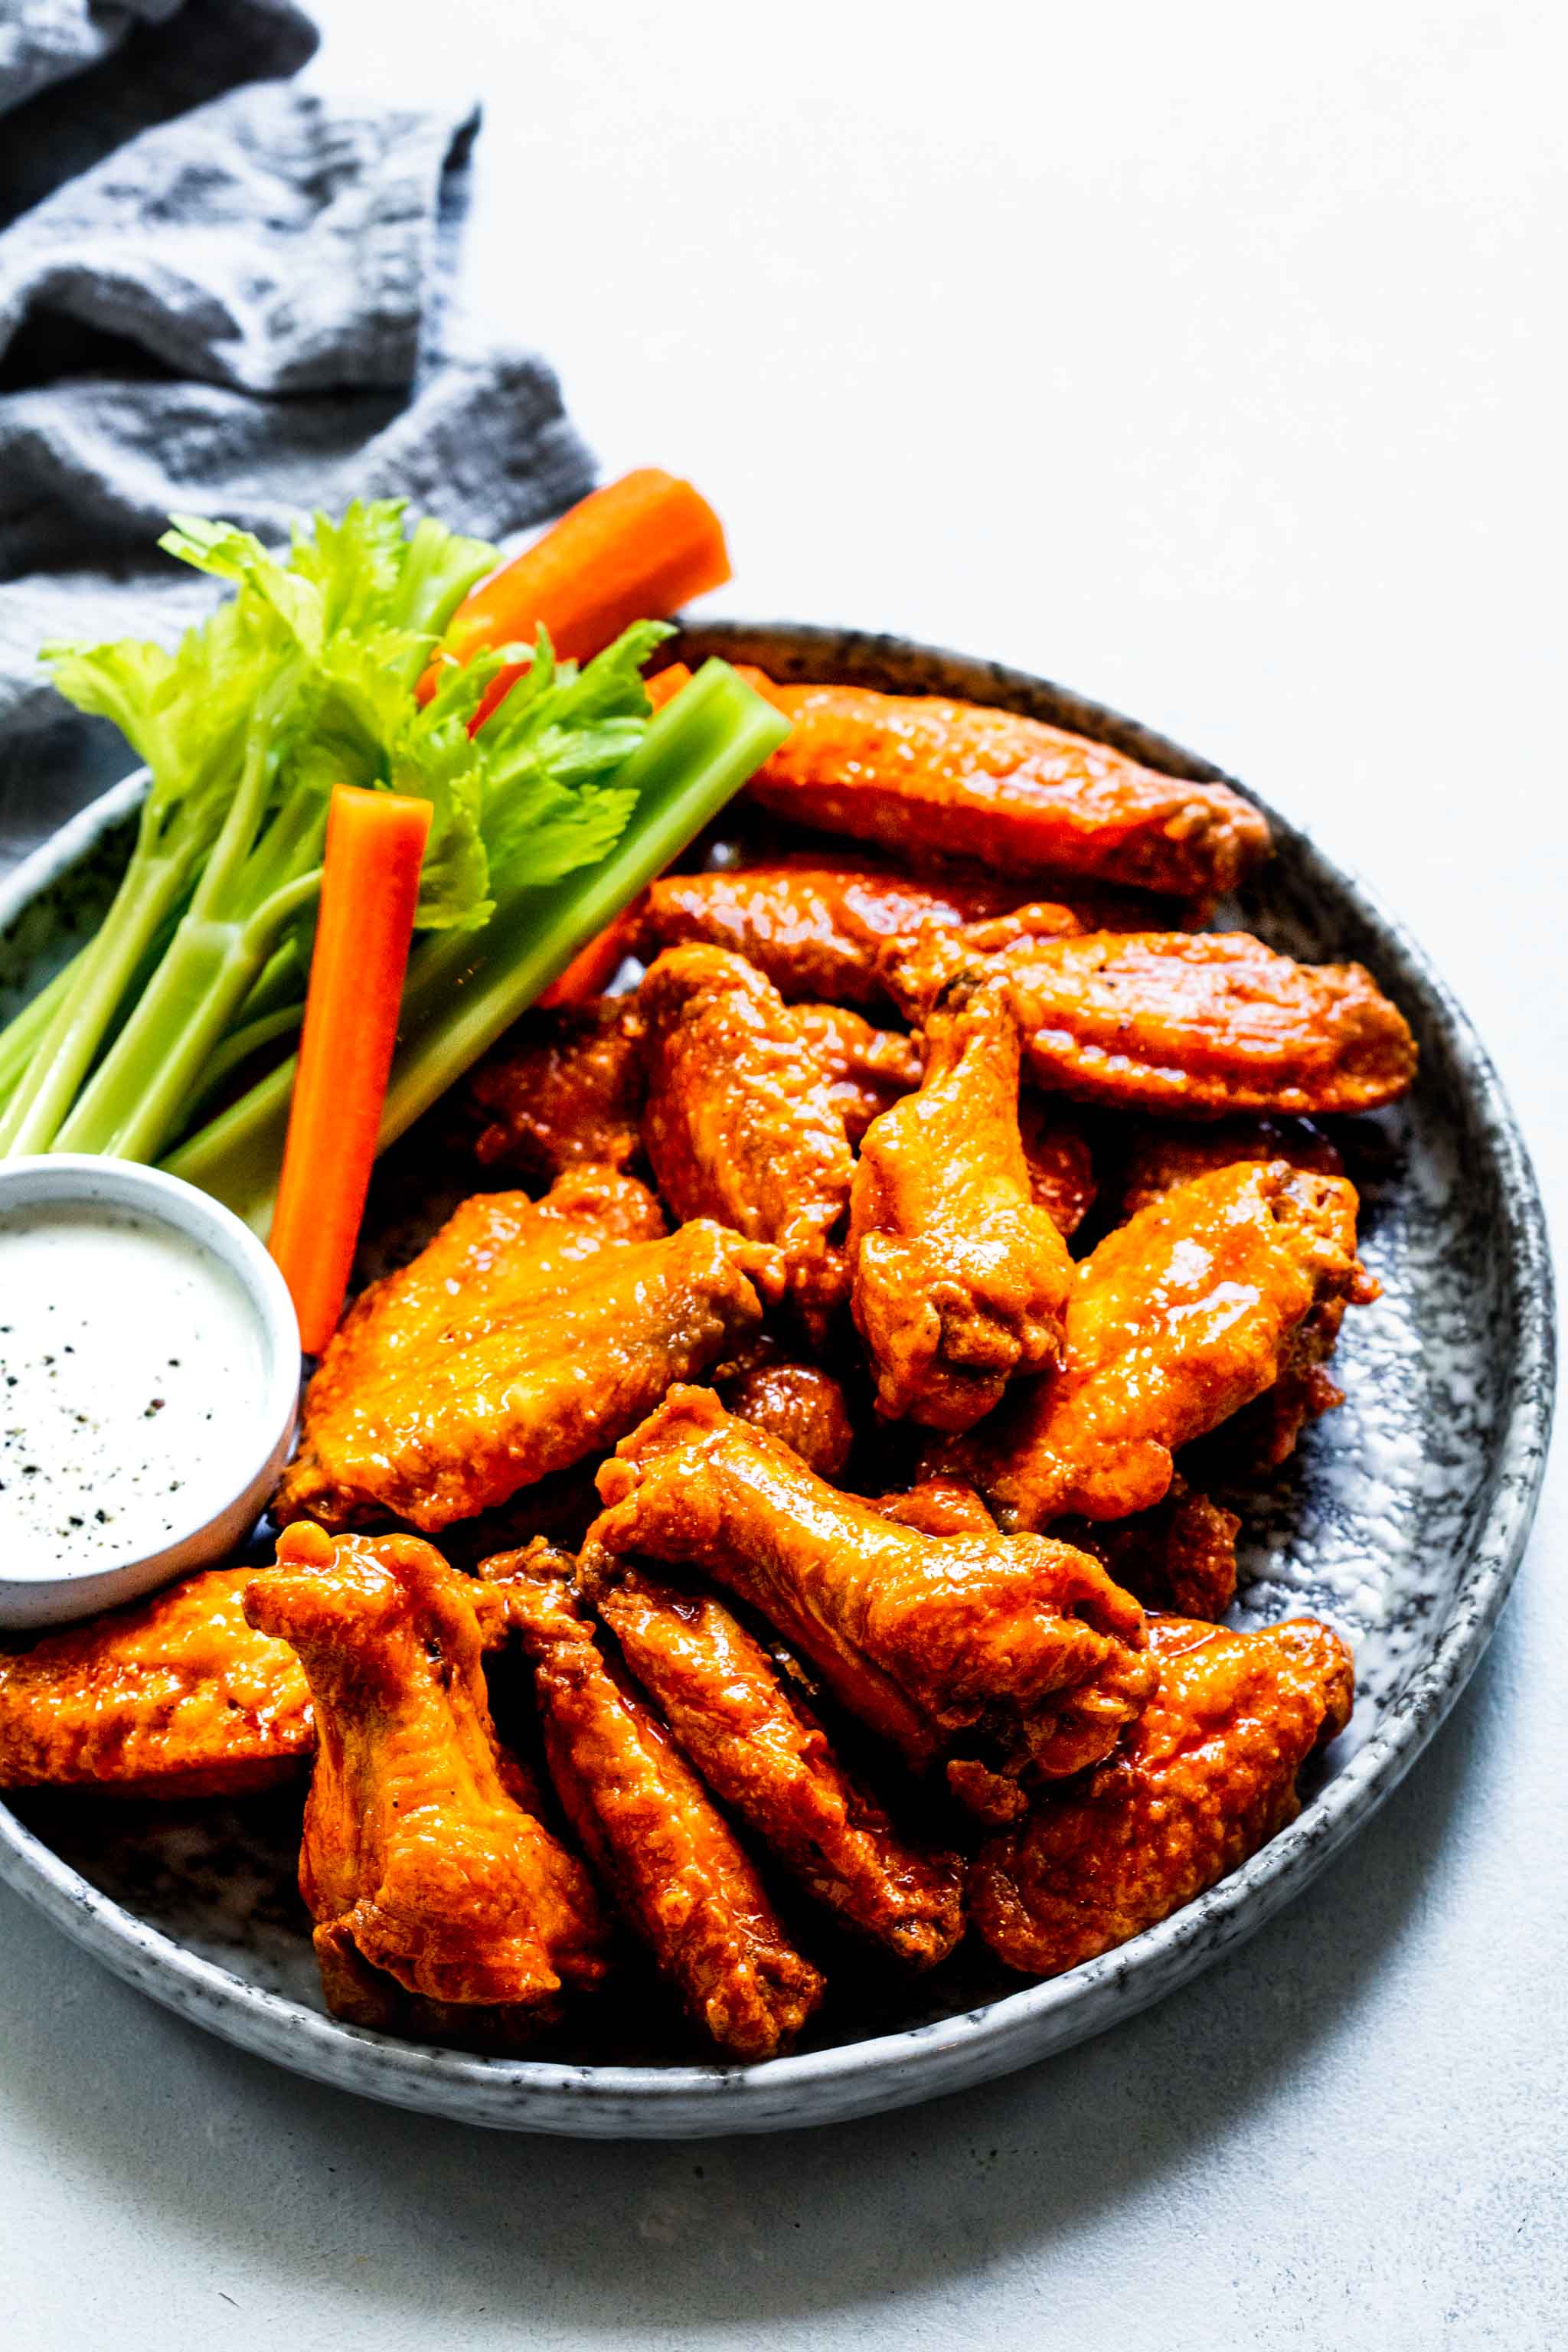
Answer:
xmin=0 ymin=624 xmax=1554 ymax=2138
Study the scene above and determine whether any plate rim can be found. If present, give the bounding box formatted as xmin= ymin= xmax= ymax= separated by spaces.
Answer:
xmin=0 ymin=622 xmax=1555 ymax=2135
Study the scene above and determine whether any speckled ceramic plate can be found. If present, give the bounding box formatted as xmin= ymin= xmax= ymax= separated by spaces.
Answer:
xmin=0 ymin=624 xmax=1553 ymax=2138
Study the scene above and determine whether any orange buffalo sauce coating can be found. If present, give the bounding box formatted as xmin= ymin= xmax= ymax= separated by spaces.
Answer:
xmin=969 ymin=1613 xmax=1354 ymax=1975
xmin=742 ymin=678 xmax=1272 ymax=898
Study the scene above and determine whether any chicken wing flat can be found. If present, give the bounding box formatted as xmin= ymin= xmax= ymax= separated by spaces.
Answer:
xmin=1115 ymin=1117 xmax=1374 ymax=1469
xmin=789 ymin=1003 xmax=921 ymax=1145
xmin=969 ymin=1613 xmax=1354 ymax=1975
xmin=467 ymin=996 xmax=648 ymax=1178
xmin=1001 ymin=932 xmax=1416 ymax=1116
xmin=848 ymin=969 xmax=1071 ymax=1431
xmin=586 ymin=1387 xmax=1154 ymax=1823
xmin=1018 ymin=1098 xmax=1098 ymax=1238
xmin=589 ymin=1563 xmax=964 ymax=1968
xmin=0 ymin=1566 xmax=312 ymax=1798
xmin=639 ymin=945 xmax=854 ymax=1333
xmin=277 ymin=1214 xmax=782 ymax=1534
xmin=1055 ymin=1476 xmax=1240 ymax=1621
xmin=485 ymin=1544 xmax=824 ymax=2061
xmin=718 ymin=1357 xmax=855 ymax=1480
xmin=299 ymin=1165 xmax=666 ymax=1437
xmin=941 ymin=1161 xmax=1370 ymax=1530
xmin=245 ymin=1526 xmax=609 ymax=2038
xmin=634 ymin=861 xmax=1031 ymax=1007
xmin=741 ymin=680 xmax=1272 ymax=898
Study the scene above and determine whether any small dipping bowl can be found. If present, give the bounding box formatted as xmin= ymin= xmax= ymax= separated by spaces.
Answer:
xmin=0 ymin=1158 xmax=300 ymax=1629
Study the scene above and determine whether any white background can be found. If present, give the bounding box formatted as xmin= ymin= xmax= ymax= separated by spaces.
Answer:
xmin=2 ymin=4 xmax=1565 ymax=2345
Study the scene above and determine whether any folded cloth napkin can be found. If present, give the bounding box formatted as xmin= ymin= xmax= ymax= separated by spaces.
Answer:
xmin=0 ymin=0 xmax=594 ymax=875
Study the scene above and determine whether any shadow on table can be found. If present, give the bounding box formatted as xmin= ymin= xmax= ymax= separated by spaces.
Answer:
xmin=0 ymin=1612 xmax=1512 ymax=2335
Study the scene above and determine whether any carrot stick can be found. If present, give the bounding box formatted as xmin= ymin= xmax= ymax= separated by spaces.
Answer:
xmin=418 ymin=470 xmax=730 ymax=707
xmin=537 ymin=891 xmax=648 ymax=1008
xmin=645 ymin=662 xmax=694 ymax=710
xmin=269 ymin=787 xmax=432 ymax=1353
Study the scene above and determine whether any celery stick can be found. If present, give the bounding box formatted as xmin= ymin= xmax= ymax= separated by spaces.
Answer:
xmin=381 ymin=663 xmax=788 ymax=1143
xmin=0 ymin=955 xmax=83 ymax=1111
xmin=166 ymin=661 xmax=789 ymax=1228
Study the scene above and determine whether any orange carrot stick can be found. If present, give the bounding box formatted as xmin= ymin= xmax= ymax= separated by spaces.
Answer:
xmin=418 ymin=469 xmax=730 ymax=707
xmin=645 ymin=662 xmax=694 ymax=710
xmin=269 ymin=787 xmax=432 ymax=1353
xmin=537 ymin=890 xmax=648 ymax=1008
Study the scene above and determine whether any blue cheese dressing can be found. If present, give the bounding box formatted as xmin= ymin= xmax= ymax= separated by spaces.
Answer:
xmin=0 ymin=1200 xmax=268 ymax=1575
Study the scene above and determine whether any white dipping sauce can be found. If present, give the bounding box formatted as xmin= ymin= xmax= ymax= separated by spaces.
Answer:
xmin=0 ymin=1201 xmax=267 ymax=1575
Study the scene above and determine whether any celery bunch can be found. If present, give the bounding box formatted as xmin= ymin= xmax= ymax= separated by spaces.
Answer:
xmin=0 ymin=499 xmax=790 ymax=1215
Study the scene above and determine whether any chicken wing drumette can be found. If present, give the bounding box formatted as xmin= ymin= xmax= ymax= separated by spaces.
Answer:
xmin=848 ymin=966 xmax=1071 ymax=1430
xmin=638 ymin=945 xmax=856 ymax=1334
xmin=483 ymin=1544 xmax=824 ymax=2060
xmin=245 ymin=1527 xmax=609 ymax=2041
xmin=0 ymin=1566 xmax=312 ymax=1797
xmin=586 ymin=1560 xmax=965 ymax=1968
xmin=586 ymin=1387 xmax=1154 ymax=1824
xmin=939 ymin=1161 xmax=1372 ymax=1530
xmin=969 ymin=1613 xmax=1354 ymax=1974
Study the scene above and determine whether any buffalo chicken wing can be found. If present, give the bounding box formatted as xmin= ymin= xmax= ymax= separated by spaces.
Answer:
xmin=1003 ymin=932 xmax=1416 ymax=1117
xmin=639 ymin=945 xmax=855 ymax=1334
xmin=742 ymin=680 xmax=1272 ymax=898
xmin=276 ymin=1188 xmax=780 ymax=1533
xmin=0 ymin=1566 xmax=312 ymax=1797
xmin=634 ymin=861 xmax=1040 ymax=1007
xmin=848 ymin=968 xmax=1071 ymax=1430
xmin=485 ymin=1544 xmax=824 ymax=2060
xmin=942 ymin=1161 xmax=1370 ymax=1530
xmin=590 ymin=1562 xmax=964 ymax=1967
xmin=245 ymin=1527 xmax=608 ymax=2038
xmin=969 ymin=1613 xmax=1353 ymax=1975
xmin=586 ymin=1387 xmax=1155 ymax=1822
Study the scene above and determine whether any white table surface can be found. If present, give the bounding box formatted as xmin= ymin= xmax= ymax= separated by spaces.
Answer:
xmin=2 ymin=5 xmax=1564 ymax=2344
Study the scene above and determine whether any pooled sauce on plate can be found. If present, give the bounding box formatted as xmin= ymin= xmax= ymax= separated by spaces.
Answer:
xmin=0 ymin=1202 xmax=266 ymax=1576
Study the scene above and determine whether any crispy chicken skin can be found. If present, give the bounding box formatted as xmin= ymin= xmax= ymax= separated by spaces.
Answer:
xmin=587 ymin=1387 xmax=1155 ymax=1823
xmin=969 ymin=1613 xmax=1354 ymax=1975
xmin=848 ymin=969 xmax=1072 ymax=1431
xmin=276 ymin=1202 xmax=781 ymax=1535
xmin=467 ymin=996 xmax=648 ymax=1178
xmin=742 ymin=681 xmax=1272 ymax=897
xmin=789 ymin=1003 xmax=921 ymax=1145
xmin=0 ymin=1566 xmax=312 ymax=1797
xmin=1018 ymin=1099 xmax=1098 ymax=1238
xmin=484 ymin=1544 xmax=824 ymax=2060
xmin=589 ymin=1563 xmax=964 ymax=1968
xmin=245 ymin=1527 xmax=608 ymax=2037
xmin=634 ymin=862 xmax=1035 ymax=1007
xmin=1056 ymin=1476 xmax=1240 ymax=1621
xmin=1003 ymin=932 xmax=1416 ymax=1116
xmin=942 ymin=1161 xmax=1370 ymax=1530
xmin=718 ymin=1357 xmax=855 ymax=1480
xmin=639 ymin=946 xmax=855 ymax=1334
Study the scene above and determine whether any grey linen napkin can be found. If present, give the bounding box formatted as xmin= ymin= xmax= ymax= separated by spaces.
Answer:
xmin=0 ymin=1 xmax=595 ymax=876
